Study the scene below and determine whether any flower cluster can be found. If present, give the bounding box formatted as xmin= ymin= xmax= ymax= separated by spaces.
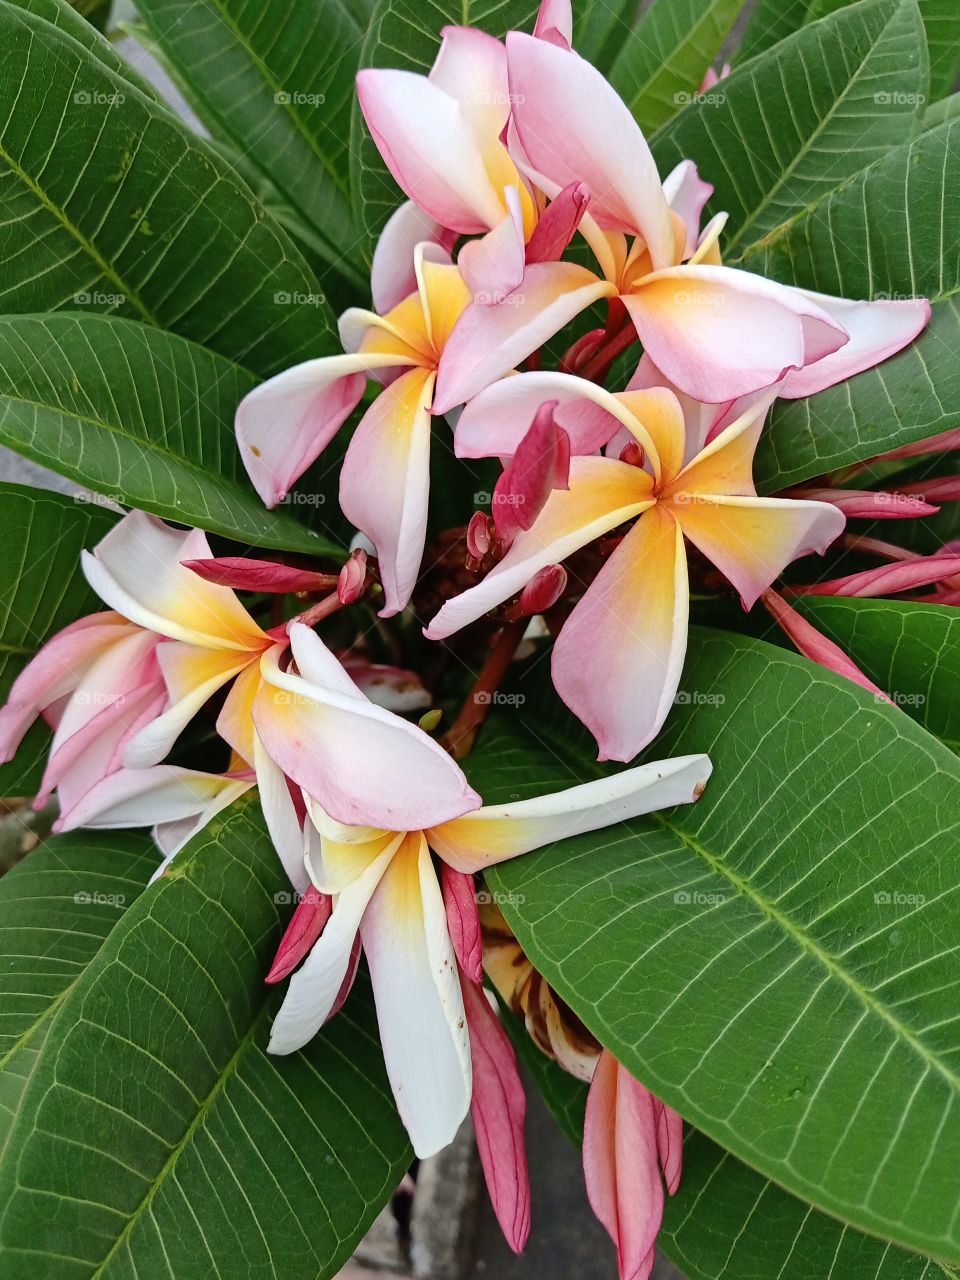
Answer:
xmin=0 ymin=0 xmax=940 ymax=1274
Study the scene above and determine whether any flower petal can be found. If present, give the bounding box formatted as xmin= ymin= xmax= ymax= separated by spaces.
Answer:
xmin=506 ymin=33 xmax=674 ymax=269
xmin=761 ymin=589 xmax=889 ymax=698
xmin=458 ymin=186 xmax=527 ymax=303
xmin=55 ymin=762 xmax=251 ymax=834
xmin=255 ymin=625 xmax=481 ymax=828
xmin=82 ymin=511 xmax=268 ymax=651
xmin=266 ymin=885 xmax=333 ymax=984
xmin=253 ymin=731 xmax=310 ymax=892
xmin=268 ymin=837 xmax=399 ymax=1054
xmin=622 ymin=264 xmax=848 ymax=401
xmin=533 ymin=0 xmax=572 ymax=47
xmin=461 ymin=975 xmax=531 ymax=1253
xmin=492 ymin=401 xmax=570 ymax=545
xmin=432 ymin=261 xmax=615 ymax=413
xmin=552 ymin=507 xmax=688 ymax=761
xmin=430 ymin=753 xmax=711 ymax=871
xmin=661 ymin=160 xmax=714 ymax=259
xmin=361 ymin=833 xmax=472 ymax=1157
xmin=525 ymin=181 xmax=589 ymax=264
xmin=236 ymin=354 xmax=386 ymax=508
xmin=339 ymin=366 xmax=436 ymax=617
xmin=625 ymin=353 xmax=729 ymax=464
xmin=442 ymin=865 xmax=482 ymax=982
xmin=425 ymin=456 xmax=654 ymax=640
xmin=372 ymin=201 xmax=457 ymax=314
xmin=779 ymin=290 xmax=930 ymax=399
xmin=454 ymin=371 xmax=625 ymax=459
xmin=183 ymin=557 xmax=337 ymax=594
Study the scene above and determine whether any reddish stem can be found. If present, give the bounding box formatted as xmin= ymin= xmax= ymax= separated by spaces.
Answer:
xmin=441 ymin=620 xmax=527 ymax=760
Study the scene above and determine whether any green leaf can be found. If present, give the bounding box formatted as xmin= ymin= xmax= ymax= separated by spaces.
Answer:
xmin=0 ymin=830 xmax=156 ymax=1159
xmin=573 ymin=0 xmax=642 ymax=71
xmin=794 ymin=598 xmax=960 ymax=753
xmin=734 ymin=0 xmax=807 ymax=63
xmin=473 ymin=630 xmax=960 ymax=1260
xmin=131 ymin=0 xmax=367 ymax=285
xmin=806 ymin=0 xmax=960 ymax=100
xmin=924 ymin=90 xmax=960 ymax=129
xmin=741 ymin=118 xmax=960 ymax=491
xmin=351 ymin=0 xmax=540 ymax=255
xmin=69 ymin=0 xmax=109 ymax=30
xmin=608 ymin=0 xmax=745 ymax=133
xmin=651 ymin=0 xmax=927 ymax=255
xmin=0 ymin=314 xmax=343 ymax=557
xmin=0 ymin=0 xmax=337 ymax=379
xmin=0 ymin=800 xmax=411 ymax=1279
xmin=0 ymin=484 xmax=114 ymax=796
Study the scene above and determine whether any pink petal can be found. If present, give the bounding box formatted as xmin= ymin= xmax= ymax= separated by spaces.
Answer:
xmin=236 ymin=355 xmax=379 ymax=508
xmin=357 ymin=66 xmax=505 ymax=233
xmin=876 ymin=427 xmax=960 ymax=461
xmin=430 ymin=25 xmax=511 ymax=137
xmin=341 ymin=657 xmax=431 ymax=712
xmin=655 ymin=1101 xmax=683 ymax=1196
xmin=461 ymin=974 xmax=531 ymax=1252
xmin=784 ymin=488 xmax=939 ymax=520
xmin=372 ymin=201 xmax=457 ymax=314
xmin=442 ymin=865 xmax=483 ymax=983
xmin=533 ymin=0 xmax=572 ymax=47
xmin=492 ymin=402 xmax=570 ymax=545
xmin=795 ymin=555 xmax=960 ymax=599
xmin=455 ymin=370 xmax=623 ymax=459
xmin=583 ymin=1051 xmax=663 ymax=1280
xmin=266 ymin=885 xmax=333 ymax=984
xmin=518 ymin=563 xmax=567 ymax=615
xmin=779 ymin=291 xmax=931 ymax=399
xmin=761 ymin=590 xmax=889 ymax=699
xmin=525 ymin=181 xmax=590 ymax=264
xmin=458 ymin=187 xmax=527 ymax=303
xmin=661 ymin=161 xmax=714 ymax=259
xmin=339 ymin=366 xmax=436 ymax=617
xmin=506 ymin=33 xmax=674 ymax=268
xmin=625 ymin=353 xmax=731 ymax=463
xmin=622 ymin=265 xmax=848 ymax=402
xmin=433 ymin=261 xmax=615 ymax=413
xmin=897 ymin=476 xmax=960 ymax=503
xmin=337 ymin=549 xmax=368 ymax=605
xmin=184 ymin=557 xmax=338 ymax=593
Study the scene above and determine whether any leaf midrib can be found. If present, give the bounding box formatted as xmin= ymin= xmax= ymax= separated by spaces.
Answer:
xmin=618 ymin=0 xmax=735 ymax=114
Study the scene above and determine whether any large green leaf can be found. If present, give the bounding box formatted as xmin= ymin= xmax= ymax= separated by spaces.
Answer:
xmin=925 ymin=91 xmax=960 ymax=129
xmin=0 ymin=831 xmax=156 ymax=1159
xmin=350 ymin=0 xmax=540 ymax=255
xmin=794 ymin=598 xmax=960 ymax=753
xmin=472 ymin=631 xmax=960 ymax=1260
xmin=608 ymin=0 xmax=745 ymax=133
xmin=132 ymin=0 xmax=367 ymax=286
xmin=651 ymin=0 xmax=927 ymax=254
xmin=0 ymin=800 xmax=411 ymax=1279
xmin=0 ymin=484 xmax=114 ymax=796
xmin=734 ymin=0 xmax=807 ymax=63
xmin=742 ymin=119 xmax=960 ymax=492
xmin=573 ymin=0 xmax=642 ymax=71
xmin=0 ymin=1 xmax=337 ymax=379
xmin=0 ymin=314 xmax=342 ymax=557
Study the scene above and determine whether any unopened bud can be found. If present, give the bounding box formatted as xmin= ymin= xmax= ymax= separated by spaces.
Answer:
xmin=619 ymin=441 xmax=644 ymax=467
xmin=518 ymin=564 xmax=567 ymax=616
xmin=467 ymin=511 xmax=493 ymax=561
xmin=337 ymin=549 xmax=367 ymax=604
xmin=418 ymin=708 xmax=443 ymax=732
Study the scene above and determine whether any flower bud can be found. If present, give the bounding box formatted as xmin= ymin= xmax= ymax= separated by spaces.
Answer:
xmin=518 ymin=564 xmax=567 ymax=616
xmin=337 ymin=549 xmax=367 ymax=604
xmin=467 ymin=511 xmax=494 ymax=561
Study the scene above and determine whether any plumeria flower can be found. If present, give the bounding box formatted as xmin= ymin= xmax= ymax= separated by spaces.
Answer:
xmin=428 ymin=386 xmax=846 ymax=760
xmin=265 ymin=659 xmax=710 ymax=1155
xmin=429 ymin=34 xmax=929 ymax=412
xmin=239 ymin=245 xmax=481 ymax=615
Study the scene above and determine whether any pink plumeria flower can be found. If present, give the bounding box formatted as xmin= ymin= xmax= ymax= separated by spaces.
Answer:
xmin=429 ymin=35 xmax=929 ymax=412
xmin=266 ymin=715 xmax=710 ymax=1157
xmin=429 ymin=387 xmax=846 ymax=760
xmin=239 ymin=246 xmax=482 ymax=615
xmin=584 ymin=1049 xmax=683 ymax=1280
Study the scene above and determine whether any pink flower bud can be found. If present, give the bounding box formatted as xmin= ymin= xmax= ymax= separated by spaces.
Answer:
xmin=184 ymin=556 xmax=337 ymax=593
xmin=467 ymin=511 xmax=494 ymax=561
xmin=337 ymin=549 xmax=368 ymax=604
xmin=518 ymin=564 xmax=567 ymax=616
xmin=619 ymin=441 xmax=645 ymax=467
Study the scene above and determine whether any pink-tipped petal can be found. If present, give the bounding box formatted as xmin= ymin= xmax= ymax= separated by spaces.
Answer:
xmin=357 ymin=67 xmax=506 ymax=233
xmin=583 ymin=1051 xmax=663 ymax=1280
xmin=430 ymin=25 xmax=511 ymax=136
xmin=236 ymin=356 xmax=382 ymax=508
xmin=761 ymin=590 xmax=890 ymax=698
xmin=785 ymin=488 xmax=939 ymax=520
xmin=459 ymin=187 xmax=527 ymax=303
xmin=623 ymin=265 xmax=848 ymax=402
xmin=183 ymin=557 xmax=337 ymax=594
xmin=661 ymin=161 xmax=714 ymax=259
xmin=461 ymin=975 xmax=531 ymax=1252
xmin=340 ymin=366 xmax=435 ymax=617
xmin=525 ymin=182 xmax=590 ymax=263
xmin=533 ymin=0 xmax=572 ymax=47
xmin=506 ymin=33 xmax=673 ymax=268
xmin=795 ymin=555 xmax=960 ymax=599
xmin=455 ymin=371 xmax=624 ymax=459
xmin=442 ymin=865 xmax=483 ymax=983
xmin=624 ymin=353 xmax=729 ymax=464
xmin=492 ymin=402 xmax=570 ymax=545
xmin=434 ymin=262 xmax=614 ymax=413
xmin=266 ymin=885 xmax=333 ymax=983
xmin=779 ymin=291 xmax=931 ymax=399
xmin=372 ymin=201 xmax=457 ymax=314
xmin=55 ymin=762 xmax=252 ymax=835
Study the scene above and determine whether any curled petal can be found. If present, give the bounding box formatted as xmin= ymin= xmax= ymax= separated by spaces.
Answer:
xmin=492 ymin=401 xmax=570 ymax=545
xmin=373 ymin=201 xmax=457 ymax=314
xmin=455 ymin=370 xmax=624 ymax=459
xmin=458 ymin=186 xmax=527 ymax=303
xmin=266 ymin=885 xmax=333 ymax=984
xmin=525 ymin=181 xmax=590 ymax=263
xmin=533 ymin=0 xmax=573 ymax=47
xmin=761 ymin=590 xmax=889 ymax=700
xmin=442 ymin=864 xmax=483 ymax=983
xmin=661 ymin=160 xmax=714 ymax=259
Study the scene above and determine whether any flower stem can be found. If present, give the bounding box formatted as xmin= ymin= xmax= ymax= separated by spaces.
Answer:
xmin=442 ymin=620 xmax=527 ymax=760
